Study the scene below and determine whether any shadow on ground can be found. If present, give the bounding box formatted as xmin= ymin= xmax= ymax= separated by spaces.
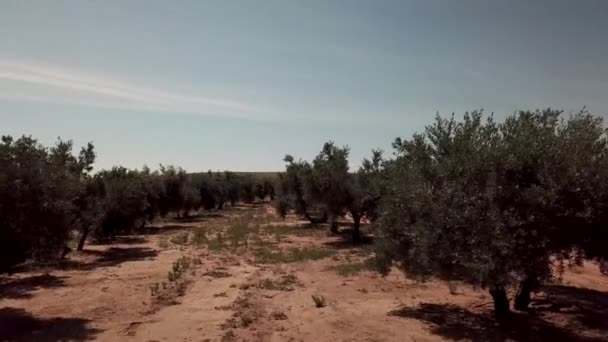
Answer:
xmin=175 ymin=212 xmax=226 ymax=223
xmin=61 ymin=247 xmax=158 ymax=271
xmin=138 ymin=224 xmax=199 ymax=235
xmin=322 ymin=224 xmax=374 ymax=251
xmin=0 ymin=307 xmax=99 ymax=341
xmin=531 ymin=285 xmax=608 ymax=333
xmin=0 ymin=274 xmax=67 ymax=299
xmin=389 ymin=296 xmax=607 ymax=342
xmin=90 ymin=235 xmax=148 ymax=245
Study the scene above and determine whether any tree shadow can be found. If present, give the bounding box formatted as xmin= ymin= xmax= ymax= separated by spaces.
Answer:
xmin=322 ymin=225 xmax=375 ymax=251
xmin=230 ymin=203 xmax=261 ymax=209
xmin=90 ymin=235 xmax=148 ymax=245
xmin=61 ymin=247 xmax=158 ymax=271
xmin=531 ymin=285 xmax=608 ymax=333
xmin=0 ymin=274 xmax=66 ymax=299
xmin=389 ymin=303 xmax=607 ymax=342
xmin=137 ymin=224 xmax=198 ymax=235
xmin=0 ymin=307 xmax=99 ymax=341
xmin=175 ymin=212 xmax=226 ymax=223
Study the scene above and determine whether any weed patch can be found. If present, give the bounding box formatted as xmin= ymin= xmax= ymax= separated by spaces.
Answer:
xmin=257 ymin=274 xmax=300 ymax=291
xmin=311 ymin=294 xmax=327 ymax=308
xmin=170 ymin=232 xmax=189 ymax=245
xmin=255 ymin=246 xmax=334 ymax=264
xmin=191 ymin=229 xmax=208 ymax=245
xmin=157 ymin=239 xmax=169 ymax=249
xmin=204 ymin=270 xmax=232 ymax=278
xmin=168 ymin=256 xmax=192 ymax=282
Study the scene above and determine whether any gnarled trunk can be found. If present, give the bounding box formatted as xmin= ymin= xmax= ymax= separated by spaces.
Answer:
xmin=514 ymin=278 xmax=533 ymax=311
xmin=76 ymin=227 xmax=90 ymax=251
xmin=330 ymin=219 xmax=339 ymax=234
xmin=351 ymin=211 xmax=361 ymax=243
xmin=489 ymin=286 xmax=510 ymax=320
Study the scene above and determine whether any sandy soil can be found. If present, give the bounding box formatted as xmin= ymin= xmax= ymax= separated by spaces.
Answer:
xmin=1 ymin=204 xmax=607 ymax=342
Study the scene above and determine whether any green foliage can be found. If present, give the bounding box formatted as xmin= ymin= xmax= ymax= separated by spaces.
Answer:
xmin=0 ymin=136 xmax=95 ymax=271
xmin=207 ymin=232 xmax=227 ymax=252
xmin=167 ymin=256 xmax=192 ymax=282
xmin=277 ymin=142 xmax=385 ymax=240
xmin=170 ymin=232 xmax=190 ymax=245
xmin=257 ymin=274 xmax=299 ymax=291
xmin=227 ymin=214 xmax=251 ymax=247
xmin=264 ymin=224 xmax=325 ymax=237
xmin=191 ymin=229 xmax=208 ymax=245
xmin=311 ymin=295 xmax=327 ymax=308
xmin=374 ymin=109 xmax=608 ymax=316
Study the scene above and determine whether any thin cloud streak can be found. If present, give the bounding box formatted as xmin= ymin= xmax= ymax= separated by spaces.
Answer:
xmin=0 ymin=60 xmax=275 ymax=120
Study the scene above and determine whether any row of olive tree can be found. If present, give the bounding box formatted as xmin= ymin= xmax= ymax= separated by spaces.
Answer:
xmin=275 ymin=109 xmax=608 ymax=319
xmin=0 ymin=135 xmax=274 ymax=272
xmin=374 ymin=109 xmax=608 ymax=319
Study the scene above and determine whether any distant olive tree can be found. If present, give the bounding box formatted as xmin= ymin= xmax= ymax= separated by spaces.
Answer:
xmin=277 ymin=142 xmax=384 ymax=242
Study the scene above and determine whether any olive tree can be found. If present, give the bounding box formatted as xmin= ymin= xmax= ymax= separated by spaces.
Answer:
xmin=277 ymin=142 xmax=384 ymax=242
xmin=0 ymin=136 xmax=95 ymax=271
xmin=374 ymin=109 xmax=608 ymax=318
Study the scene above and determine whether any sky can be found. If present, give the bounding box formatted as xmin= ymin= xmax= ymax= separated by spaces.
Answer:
xmin=1 ymin=0 xmax=608 ymax=171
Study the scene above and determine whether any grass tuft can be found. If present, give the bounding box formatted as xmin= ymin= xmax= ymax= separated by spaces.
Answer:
xmin=311 ymin=294 xmax=327 ymax=308
xmin=257 ymin=274 xmax=299 ymax=291
xmin=170 ymin=232 xmax=190 ymax=245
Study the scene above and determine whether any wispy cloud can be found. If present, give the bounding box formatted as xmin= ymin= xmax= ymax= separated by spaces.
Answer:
xmin=0 ymin=60 xmax=274 ymax=120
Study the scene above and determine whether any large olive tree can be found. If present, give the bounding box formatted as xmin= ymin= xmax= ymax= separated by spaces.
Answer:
xmin=374 ymin=109 xmax=608 ymax=318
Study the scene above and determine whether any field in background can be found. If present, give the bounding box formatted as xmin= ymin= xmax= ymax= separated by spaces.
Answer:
xmin=1 ymin=203 xmax=607 ymax=342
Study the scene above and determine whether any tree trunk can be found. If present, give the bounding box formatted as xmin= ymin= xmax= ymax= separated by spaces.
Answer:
xmin=514 ymin=279 xmax=533 ymax=311
xmin=330 ymin=219 xmax=339 ymax=234
xmin=76 ymin=228 xmax=90 ymax=251
xmin=217 ymin=201 xmax=224 ymax=210
xmin=61 ymin=245 xmax=72 ymax=259
xmin=351 ymin=212 xmax=361 ymax=243
xmin=489 ymin=286 xmax=510 ymax=320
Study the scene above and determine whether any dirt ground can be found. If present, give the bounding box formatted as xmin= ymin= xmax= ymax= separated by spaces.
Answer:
xmin=1 ymin=203 xmax=607 ymax=342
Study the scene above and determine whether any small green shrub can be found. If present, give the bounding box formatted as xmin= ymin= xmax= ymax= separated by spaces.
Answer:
xmin=254 ymin=246 xmax=334 ymax=264
xmin=311 ymin=295 xmax=326 ymax=308
xmin=170 ymin=232 xmax=189 ymax=245
xmin=264 ymin=224 xmax=324 ymax=237
xmin=207 ymin=232 xmax=227 ymax=252
xmin=191 ymin=229 xmax=208 ymax=245
xmin=227 ymin=214 xmax=252 ymax=247
xmin=257 ymin=274 xmax=299 ymax=291
xmin=271 ymin=311 xmax=288 ymax=320
xmin=204 ymin=270 xmax=232 ymax=278
xmin=158 ymin=239 xmax=170 ymax=249
xmin=168 ymin=256 xmax=192 ymax=281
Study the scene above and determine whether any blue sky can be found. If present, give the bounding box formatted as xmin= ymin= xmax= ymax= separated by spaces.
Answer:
xmin=2 ymin=0 xmax=607 ymax=171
